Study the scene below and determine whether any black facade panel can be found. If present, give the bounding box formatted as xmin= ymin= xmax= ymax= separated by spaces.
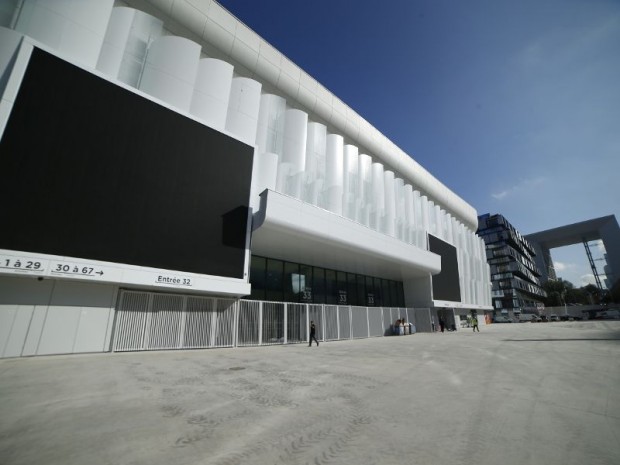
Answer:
xmin=0 ymin=48 xmax=253 ymax=279
xmin=428 ymin=234 xmax=462 ymax=302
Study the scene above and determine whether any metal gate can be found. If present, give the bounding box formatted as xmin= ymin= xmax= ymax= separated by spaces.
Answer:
xmin=112 ymin=290 xmax=237 ymax=352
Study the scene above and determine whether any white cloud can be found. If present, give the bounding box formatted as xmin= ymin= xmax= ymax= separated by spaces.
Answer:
xmin=554 ymin=261 xmax=567 ymax=271
xmin=580 ymin=274 xmax=597 ymax=287
xmin=491 ymin=176 xmax=546 ymax=201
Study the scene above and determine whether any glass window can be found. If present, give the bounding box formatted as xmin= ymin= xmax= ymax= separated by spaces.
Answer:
xmin=396 ymin=282 xmax=405 ymax=307
xmin=365 ymin=276 xmax=376 ymax=306
xmin=336 ymin=271 xmax=348 ymax=305
xmin=325 ymin=269 xmax=338 ymax=305
xmin=347 ymin=273 xmax=358 ymax=306
xmin=312 ymin=267 xmax=326 ymax=304
xmin=373 ymin=277 xmax=383 ymax=307
xmin=249 ymin=257 xmax=406 ymax=308
xmin=356 ymin=275 xmax=366 ymax=306
xmin=381 ymin=279 xmax=391 ymax=307
xmin=265 ymin=258 xmax=283 ymax=302
xmin=283 ymin=262 xmax=299 ymax=302
xmin=389 ymin=281 xmax=398 ymax=307
xmin=299 ymin=264 xmax=313 ymax=303
xmin=249 ymin=255 xmax=266 ymax=300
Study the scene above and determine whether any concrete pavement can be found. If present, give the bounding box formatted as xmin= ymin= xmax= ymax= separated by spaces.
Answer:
xmin=1 ymin=321 xmax=619 ymax=465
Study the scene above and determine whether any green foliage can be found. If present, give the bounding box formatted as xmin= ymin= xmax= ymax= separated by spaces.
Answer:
xmin=541 ymin=279 xmax=611 ymax=306
xmin=607 ymin=278 xmax=620 ymax=303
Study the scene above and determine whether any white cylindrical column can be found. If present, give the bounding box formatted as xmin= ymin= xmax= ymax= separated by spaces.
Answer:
xmin=394 ymin=178 xmax=405 ymax=240
xmin=413 ymin=190 xmax=423 ymax=247
xmin=304 ymin=122 xmax=326 ymax=206
xmin=435 ymin=205 xmax=444 ymax=239
xmin=358 ymin=154 xmax=372 ymax=227
xmin=404 ymin=184 xmax=414 ymax=244
xmin=250 ymin=151 xmax=279 ymax=211
xmin=371 ymin=163 xmax=385 ymax=232
xmin=15 ymin=0 xmax=114 ymax=68
xmin=428 ymin=201 xmax=437 ymax=235
xmin=139 ymin=36 xmax=200 ymax=112
xmin=96 ymin=7 xmax=163 ymax=87
xmin=276 ymin=162 xmax=291 ymax=193
xmin=225 ymin=77 xmax=262 ymax=145
xmin=383 ymin=170 xmax=396 ymax=237
xmin=343 ymin=145 xmax=359 ymax=221
xmin=421 ymin=195 xmax=430 ymax=247
xmin=324 ymin=134 xmax=344 ymax=214
xmin=190 ymin=58 xmax=234 ymax=131
xmin=256 ymin=93 xmax=286 ymax=156
xmin=446 ymin=213 xmax=455 ymax=245
xmin=281 ymin=109 xmax=308 ymax=199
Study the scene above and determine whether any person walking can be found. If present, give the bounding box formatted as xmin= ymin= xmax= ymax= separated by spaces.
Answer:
xmin=439 ymin=317 xmax=445 ymax=333
xmin=309 ymin=320 xmax=319 ymax=347
xmin=472 ymin=315 xmax=480 ymax=332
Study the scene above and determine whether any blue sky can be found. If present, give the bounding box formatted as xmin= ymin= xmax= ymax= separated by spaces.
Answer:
xmin=217 ymin=0 xmax=620 ymax=287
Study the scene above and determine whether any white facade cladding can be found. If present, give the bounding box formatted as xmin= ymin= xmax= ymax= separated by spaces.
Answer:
xmin=0 ymin=1 xmax=491 ymax=357
xmin=96 ymin=6 xmax=164 ymax=87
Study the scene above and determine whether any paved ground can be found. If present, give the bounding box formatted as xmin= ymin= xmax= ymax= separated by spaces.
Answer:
xmin=1 ymin=321 xmax=619 ymax=465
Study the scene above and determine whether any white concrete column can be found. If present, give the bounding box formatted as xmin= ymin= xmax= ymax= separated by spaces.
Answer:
xmin=96 ymin=7 xmax=163 ymax=87
xmin=255 ymin=93 xmax=286 ymax=157
xmin=15 ymin=0 xmax=114 ymax=68
xmin=343 ymin=144 xmax=359 ymax=221
xmin=250 ymin=151 xmax=279 ymax=211
xmin=371 ymin=163 xmax=385 ymax=232
xmin=394 ymin=178 xmax=405 ymax=240
xmin=190 ymin=58 xmax=234 ymax=131
xmin=281 ymin=109 xmax=308 ymax=199
xmin=404 ymin=184 xmax=414 ymax=244
xmin=421 ymin=195 xmax=430 ymax=247
xmin=413 ymin=190 xmax=422 ymax=247
xmin=358 ymin=154 xmax=372 ymax=227
xmin=383 ymin=170 xmax=396 ymax=237
xmin=225 ymin=77 xmax=262 ymax=145
xmin=139 ymin=35 xmax=201 ymax=112
xmin=324 ymin=134 xmax=344 ymax=214
xmin=304 ymin=122 xmax=326 ymax=206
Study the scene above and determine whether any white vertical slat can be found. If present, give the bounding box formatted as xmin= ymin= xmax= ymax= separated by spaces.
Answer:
xmin=324 ymin=305 xmax=338 ymax=341
xmin=259 ymin=301 xmax=263 ymax=346
xmin=283 ymin=302 xmax=288 ymax=344
xmin=382 ymin=307 xmax=392 ymax=335
xmin=237 ymin=300 xmax=260 ymax=346
xmin=178 ymin=296 xmax=187 ymax=349
xmin=338 ymin=306 xmax=351 ymax=340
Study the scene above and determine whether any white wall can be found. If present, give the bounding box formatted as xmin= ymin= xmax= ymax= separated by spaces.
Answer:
xmin=0 ymin=277 xmax=117 ymax=358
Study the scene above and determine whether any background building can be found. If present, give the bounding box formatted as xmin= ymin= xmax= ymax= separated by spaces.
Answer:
xmin=477 ymin=214 xmax=546 ymax=319
xmin=0 ymin=0 xmax=491 ymax=358
xmin=525 ymin=215 xmax=620 ymax=292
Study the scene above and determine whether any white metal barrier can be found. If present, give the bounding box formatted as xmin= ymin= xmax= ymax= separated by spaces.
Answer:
xmin=112 ymin=290 xmax=423 ymax=352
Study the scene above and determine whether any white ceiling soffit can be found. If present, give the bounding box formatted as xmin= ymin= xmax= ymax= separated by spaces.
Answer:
xmin=251 ymin=190 xmax=441 ymax=281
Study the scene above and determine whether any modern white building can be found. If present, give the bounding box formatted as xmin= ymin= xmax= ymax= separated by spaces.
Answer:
xmin=0 ymin=0 xmax=492 ymax=358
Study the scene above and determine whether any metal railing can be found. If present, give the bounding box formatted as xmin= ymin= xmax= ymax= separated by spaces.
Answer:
xmin=112 ymin=290 xmax=424 ymax=352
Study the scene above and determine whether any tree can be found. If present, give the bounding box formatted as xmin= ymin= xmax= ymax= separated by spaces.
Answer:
xmin=605 ymin=278 xmax=620 ymax=304
xmin=542 ymin=279 xmax=572 ymax=307
xmin=582 ymin=284 xmax=601 ymax=305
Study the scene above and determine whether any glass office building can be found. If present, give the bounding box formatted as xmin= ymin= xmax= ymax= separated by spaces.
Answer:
xmin=477 ymin=214 xmax=546 ymax=319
